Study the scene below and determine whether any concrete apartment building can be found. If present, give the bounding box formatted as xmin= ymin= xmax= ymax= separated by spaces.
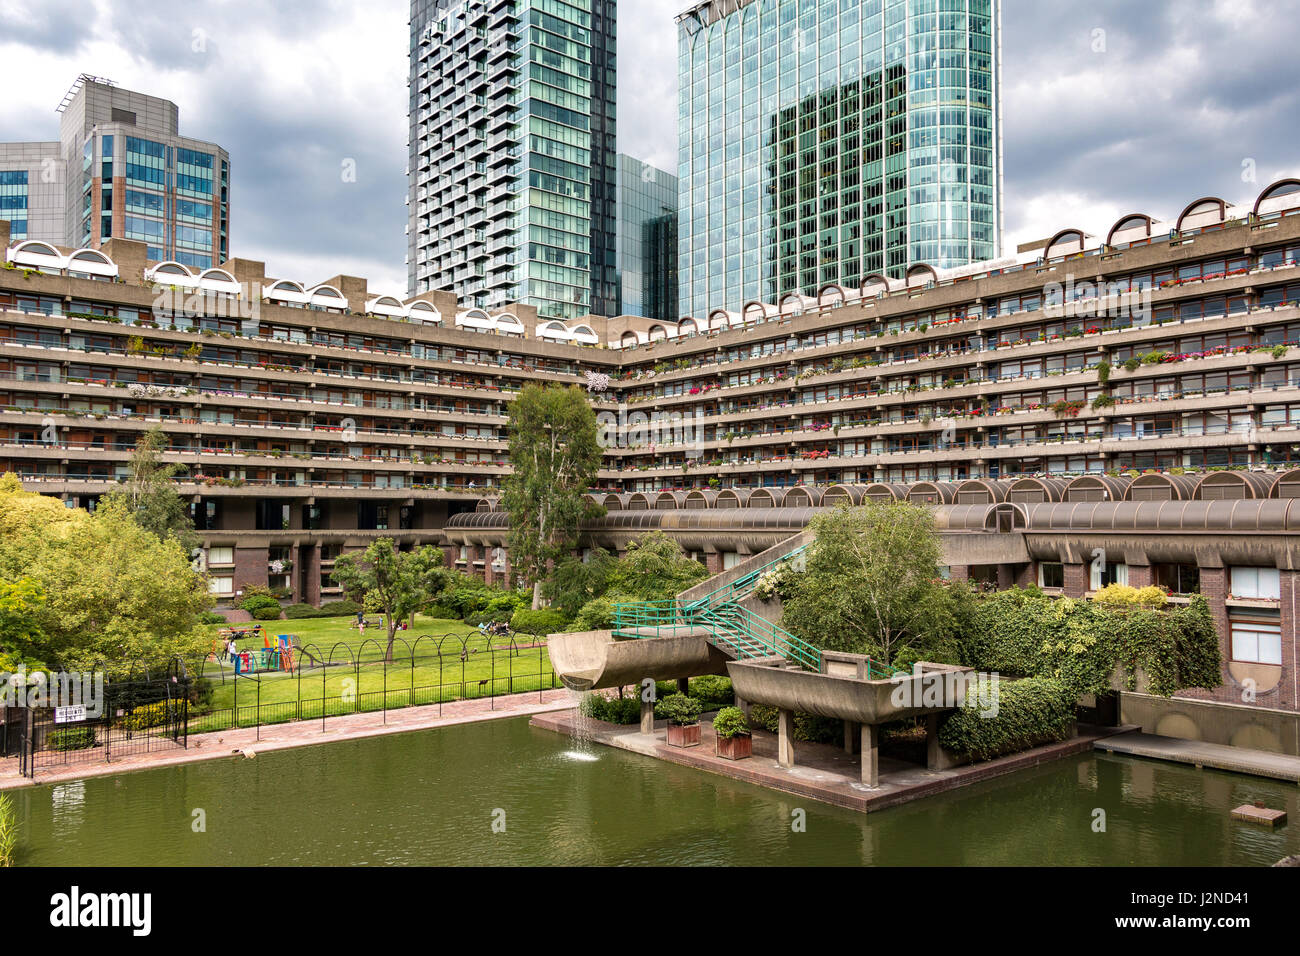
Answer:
xmin=675 ymin=0 xmax=1003 ymax=318
xmin=0 ymin=75 xmax=230 ymax=268
xmin=407 ymin=0 xmax=619 ymax=320
xmin=3 ymin=178 xmax=1300 ymax=748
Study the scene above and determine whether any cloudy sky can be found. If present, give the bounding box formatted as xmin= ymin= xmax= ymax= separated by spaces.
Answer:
xmin=1 ymin=0 xmax=1297 ymax=298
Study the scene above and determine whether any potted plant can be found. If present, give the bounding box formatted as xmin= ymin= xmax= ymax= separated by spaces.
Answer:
xmin=657 ymin=693 xmax=703 ymax=748
xmin=713 ymin=706 xmax=752 ymax=760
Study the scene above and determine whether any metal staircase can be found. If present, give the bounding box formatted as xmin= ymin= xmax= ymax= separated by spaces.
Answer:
xmin=613 ymin=536 xmax=897 ymax=678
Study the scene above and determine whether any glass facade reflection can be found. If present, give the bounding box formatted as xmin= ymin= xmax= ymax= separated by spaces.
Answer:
xmin=676 ymin=0 xmax=1001 ymax=319
xmin=615 ymin=154 xmax=678 ymax=320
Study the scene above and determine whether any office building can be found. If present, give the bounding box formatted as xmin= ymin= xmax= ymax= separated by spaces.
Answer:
xmin=675 ymin=0 xmax=1002 ymax=318
xmin=0 ymin=75 xmax=230 ymax=268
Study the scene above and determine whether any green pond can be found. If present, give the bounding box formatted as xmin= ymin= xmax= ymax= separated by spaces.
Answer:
xmin=11 ymin=717 xmax=1300 ymax=866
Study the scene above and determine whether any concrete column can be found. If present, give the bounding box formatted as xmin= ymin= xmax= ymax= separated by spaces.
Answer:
xmin=926 ymin=713 xmax=942 ymax=771
xmin=777 ymin=708 xmax=794 ymax=769
xmin=860 ymin=723 xmax=879 ymax=787
xmin=843 ymin=719 xmax=858 ymax=754
xmin=734 ymin=694 xmax=751 ymax=718
xmin=640 ymin=691 xmax=655 ymax=735
xmin=676 ymin=677 xmax=690 ymax=695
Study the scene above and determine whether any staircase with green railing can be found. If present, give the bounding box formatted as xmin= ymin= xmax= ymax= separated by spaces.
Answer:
xmin=612 ymin=537 xmax=898 ymax=679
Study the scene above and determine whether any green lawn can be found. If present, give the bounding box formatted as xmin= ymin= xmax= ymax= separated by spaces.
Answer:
xmin=192 ymin=615 xmax=559 ymax=731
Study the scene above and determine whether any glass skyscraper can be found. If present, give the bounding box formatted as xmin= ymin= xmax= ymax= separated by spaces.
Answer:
xmin=408 ymin=0 xmax=618 ymax=320
xmin=676 ymin=0 xmax=1002 ymax=319
xmin=615 ymin=153 xmax=678 ymax=320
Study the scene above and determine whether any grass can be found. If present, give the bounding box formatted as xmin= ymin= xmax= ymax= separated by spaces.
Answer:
xmin=191 ymin=614 xmax=559 ymax=730
xmin=0 ymin=794 xmax=16 ymax=867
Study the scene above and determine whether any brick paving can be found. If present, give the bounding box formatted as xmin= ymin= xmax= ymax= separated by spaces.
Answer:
xmin=0 ymin=689 xmax=576 ymax=790
xmin=533 ymin=710 xmax=1133 ymax=814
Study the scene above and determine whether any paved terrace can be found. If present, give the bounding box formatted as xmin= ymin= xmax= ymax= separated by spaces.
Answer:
xmin=0 ymin=689 xmax=575 ymax=790
xmin=532 ymin=709 xmax=1134 ymax=814
xmin=1095 ymin=731 xmax=1300 ymax=783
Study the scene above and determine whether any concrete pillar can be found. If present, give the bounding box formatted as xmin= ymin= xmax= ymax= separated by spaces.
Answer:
xmin=640 ymin=691 xmax=655 ymax=735
xmin=925 ymin=713 xmax=942 ymax=770
xmin=843 ymin=719 xmax=858 ymax=754
xmin=734 ymin=694 xmax=751 ymax=718
xmin=676 ymin=677 xmax=690 ymax=695
xmin=777 ymin=708 xmax=794 ymax=769
xmin=860 ymin=723 xmax=879 ymax=787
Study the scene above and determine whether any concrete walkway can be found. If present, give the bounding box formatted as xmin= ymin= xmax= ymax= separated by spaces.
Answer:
xmin=0 ymin=689 xmax=575 ymax=790
xmin=533 ymin=710 xmax=1132 ymax=814
xmin=1095 ymin=731 xmax=1300 ymax=783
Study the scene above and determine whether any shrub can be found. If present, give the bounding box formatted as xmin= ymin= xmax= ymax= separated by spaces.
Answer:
xmin=199 ymin=611 xmax=227 ymax=625
xmin=712 ymin=706 xmax=749 ymax=738
xmin=688 ymin=675 xmax=734 ymax=709
xmin=567 ymin=596 xmax=616 ymax=631
xmin=283 ymin=604 xmax=323 ymax=620
xmin=509 ymin=608 xmax=570 ymax=636
xmin=655 ymin=692 xmax=703 ymax=726
xmin=252 ymin=606 xmax=282 ymax=621
xmin=238 ymin=594 xmax=281 ymax=614
xmin=580 ymin=693 xmax=642 ymax=725
xmin=424 ymin=603 xmax=461 ymax=621
xmin=937 ymin=676 xmax=1075 ymax=760
xmin=120 ymin=700 xmax=179 ymax=732
xmin=1094 ymin=584 xmax=1167 ymax=607
xmin=47 ymin=727 xmax=95 ymax=752
xmin=319 ymin=600 xmax=361 ymax=617
xmin=747 ymin=704 xmax=843 ymax=743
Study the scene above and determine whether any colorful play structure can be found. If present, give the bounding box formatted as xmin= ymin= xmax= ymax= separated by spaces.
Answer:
xmin=214 ymin=628 xmax=300 ymax=675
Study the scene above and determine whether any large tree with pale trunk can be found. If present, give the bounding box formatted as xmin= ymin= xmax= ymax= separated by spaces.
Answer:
xmin=503 ymin=384 xmax=604 ymax=610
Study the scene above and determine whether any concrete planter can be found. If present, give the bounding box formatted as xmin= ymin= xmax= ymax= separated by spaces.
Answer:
xmin=667 ymin=722 xmax=702 ymax=748
xmin=715 ymin=734 xmax=752 ymax=760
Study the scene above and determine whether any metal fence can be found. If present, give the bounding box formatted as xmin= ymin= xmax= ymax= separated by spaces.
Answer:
xmin=188 ymin=633 xmax=561 ymax=740
xmin=10 ymin=664 xmax=190 ymax=778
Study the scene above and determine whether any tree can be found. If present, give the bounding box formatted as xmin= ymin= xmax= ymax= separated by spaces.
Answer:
xmin=544 ymin=548 xmax=616 ymax=619
xmin=102 ymin=427 xmax=200 ymax=555
xmin=0 ymin=479 xmax=213 ymax=674
xmin=332 ymin=540 xmax=447 ymax=661
xmin=502 ymin=384 xmax=604 ymax=609
xmin=605 ymin=532 xmax=709 ymax=602
xmin=781 ymin=501 xmax=960 ymax=665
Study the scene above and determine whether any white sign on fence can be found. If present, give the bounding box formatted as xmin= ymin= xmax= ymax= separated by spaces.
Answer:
xmin=54 ymin=705 xmax=87 ymax=724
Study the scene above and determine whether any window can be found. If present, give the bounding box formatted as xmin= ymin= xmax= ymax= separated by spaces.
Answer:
xmin=208 ymin=546 xmax=234 ymax=566
xmin=722 ymin=552 xmax=741 ymax=570
xmin=208 ymin=576 xmax=234 ymax=596
xmin=1153 ymin=563 xmax=1200 ymax=595
xmin=1230 ymin=614 xmax=1282 ymax=665
xmin=1230 ymin=567 xmax=1280 ymax=600
xmin=1091 ymin=560 xmax=1127 ymax=591
xmin=1038 ymin=562 xmax=1064 ymax=589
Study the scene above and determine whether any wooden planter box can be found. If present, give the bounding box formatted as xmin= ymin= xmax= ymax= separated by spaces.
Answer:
xmin=715 ymin=734 xmax=753 ymax=760
xmin=667 ymin=722 xmax=701 ymax=748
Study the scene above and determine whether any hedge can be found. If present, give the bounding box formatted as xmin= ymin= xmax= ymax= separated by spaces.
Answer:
xmin=283 ymin=600 xmax=363 ymax=620
xmin=580 ymin=693 xmax=642 ymax=725
xmin=747 ymin=704 xmax=843 ymax=744
xmin=961 ymin=590 xmax=1221 ymax=699
xmin=937 ymin=676 xmax=1076 ymax=761
xmin=509 ymin=608 xmax=570 ymax=636
xmin=252 ymin=607 xmax=282 ymax=621
xmin=47 ymin=727 xmax=95 ymax=752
